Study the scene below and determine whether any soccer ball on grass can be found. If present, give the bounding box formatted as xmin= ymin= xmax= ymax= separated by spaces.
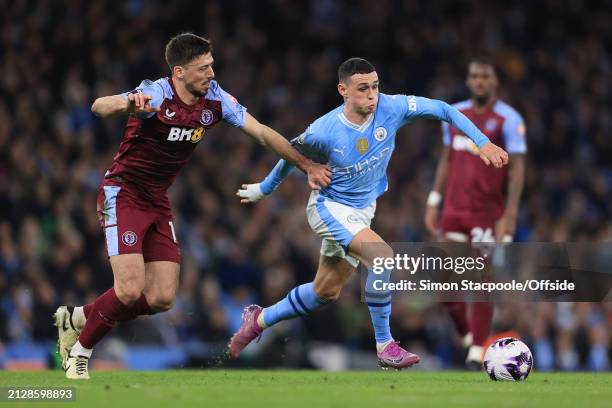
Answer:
xmin=483 ymin=337 xmax=533 ymax=381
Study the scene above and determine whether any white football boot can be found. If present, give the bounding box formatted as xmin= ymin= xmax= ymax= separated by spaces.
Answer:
xmin=64 ymin=355 xmax=90 ymax=380
xmin=53 ymin=306 xmax=80 ymax=366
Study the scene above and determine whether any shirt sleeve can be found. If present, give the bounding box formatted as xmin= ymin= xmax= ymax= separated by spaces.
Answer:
xmin=289 ymin=126 xmax=328 ymax=164
xmin=208 ymin=81 xmax=247 ymax=128
xmin=259 ymin=124 xmax=327 ymax=194
xmin=441 ymin=122 xmax=451 ymax=147
xmin=260 ymin=159 xmax=295 ymax=195
xmin=401 ymin=95 xmax=490 ymax=148
xmin=502 ymin=111 xmax=527 ymax=154
xmin=121 ymin=79 xmax=166 ymax=119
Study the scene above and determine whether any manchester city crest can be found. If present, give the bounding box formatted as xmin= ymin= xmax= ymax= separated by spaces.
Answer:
xmin=374 ymin=126 xmax=388 ymax=141
xmin=356 ymin=138 xmax=369 ymax=154
xmin=200 ymin=109 xmax=213 ymax=125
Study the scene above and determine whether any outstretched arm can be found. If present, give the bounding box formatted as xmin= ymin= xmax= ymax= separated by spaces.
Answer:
xmin=240 ymin=113 xmax=330 ymax=190
xmin=237 ymin=159 xmax=295 ymax=203
xmin=261 ymin=159 xmax=295 ymax=194
xmin=92 ymin=80 xmax=165 ymax=118
xmin=407 ymin=96 xmax=508 ymax=167
xmin=91 ymin=91 xmax=160 ymax=118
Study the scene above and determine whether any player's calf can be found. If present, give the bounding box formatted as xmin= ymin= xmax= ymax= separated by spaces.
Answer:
xmin=258 ymin=282 xmax=332 ymax=328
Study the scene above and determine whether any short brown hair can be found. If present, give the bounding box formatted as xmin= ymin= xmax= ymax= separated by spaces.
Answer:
xmin=165 ymin=33 xmax=212 ymax=70
xmin=338 ymin=57 xmax=376 ymax=83
xmin=468 ymin=56 xmax=496 ymax=73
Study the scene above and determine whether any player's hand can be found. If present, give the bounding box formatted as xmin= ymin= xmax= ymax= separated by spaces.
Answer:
xmin=478 ymin=142 xmax=508 ymax=168
xmin=495 ymin=211 xmax=517 ymax=242
xmin=424 ymin=205 xmax=439 ymax=235
xmin=305 ymin=162 xmax=332 ymax=190
xmin=237 ymin=183 xmax=266 ymax=203
xmin=126 ymin=91 xmax=160 ymax=114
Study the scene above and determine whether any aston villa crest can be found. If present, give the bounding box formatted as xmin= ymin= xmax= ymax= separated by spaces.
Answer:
xmin=200 ymin=109 xmax=213 ymax=125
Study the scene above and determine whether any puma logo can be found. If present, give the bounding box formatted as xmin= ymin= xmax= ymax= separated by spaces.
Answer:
xmin=333 ymin=147 xmax=346 ymax=157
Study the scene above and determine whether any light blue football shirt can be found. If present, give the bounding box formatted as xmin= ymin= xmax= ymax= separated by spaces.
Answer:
xmin=261 ymin=94 xmax=491 ymax=209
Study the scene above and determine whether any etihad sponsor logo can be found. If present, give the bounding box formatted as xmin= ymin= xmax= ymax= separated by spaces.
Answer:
xmin=167 ymin=126 xmax=205 ymax=143
xmin=452 ymin=134 xmax=479 ymax=155
xmin=335 ymin=147 xmax=391 ymax=178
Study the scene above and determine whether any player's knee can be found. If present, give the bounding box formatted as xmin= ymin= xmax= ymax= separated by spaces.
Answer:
xmin=115 ymin=284 xmax=143 ymax=306
xmin=148 ymin=294 xmax=175 ymax=312
xmin=378 ymin=244 xmax=394 ymax=262
xmin=367 ymin=245 xmax=394 ymax=267
xmin=358 ymin=243 xmax=394 ymax=266
xmin=314 ymin=280 xmax=342 ymax=302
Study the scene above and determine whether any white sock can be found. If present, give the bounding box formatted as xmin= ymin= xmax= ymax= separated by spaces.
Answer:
xmin=70 ymin=340 xmax=93 ymax=358
xmin=376 ymin=339 xmax=394 ymax=353
xmin=72 ymin=307 xmax=86 ymax=330
xmin=462 ymin=332 xmax=473 ymax=349
xmin=466 ymin=345 xmax=484 ymax=363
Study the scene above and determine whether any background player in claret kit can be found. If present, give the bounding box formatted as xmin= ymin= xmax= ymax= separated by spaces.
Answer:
xmin=423 ymin=58 xmax=527 ymax=369
xmin=229 ymin=58 xmax=508 ymax=370
xmin=52 ymin=33 xmax=331 ymax=380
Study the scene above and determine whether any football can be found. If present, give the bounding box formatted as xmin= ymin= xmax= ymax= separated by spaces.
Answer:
xmin=483 ymin=337 xmax=533 ymax=381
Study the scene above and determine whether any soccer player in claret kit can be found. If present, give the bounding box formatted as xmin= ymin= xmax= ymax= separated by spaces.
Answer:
xmin=423 ymin=58 xmax=527 ymax=369
xmin=53 ymin=33 xmax=331 ymax=379
xmin=230 ymin=58 xmax=508 ymax=369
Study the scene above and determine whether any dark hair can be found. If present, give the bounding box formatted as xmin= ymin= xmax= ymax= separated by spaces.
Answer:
xmin=165 ymin=33 xmax=212 ymax=70
xmin=338 ymin=57 xmax=376 ymax=83
xmin=468 ymin=56 xmax=496 ymax=73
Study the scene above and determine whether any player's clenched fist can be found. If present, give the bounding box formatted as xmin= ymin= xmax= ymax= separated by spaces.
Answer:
xmin=126 ymin=91 xmax=160 ymax=114
xmin=478 ymin=142 xmax=509 ymax=168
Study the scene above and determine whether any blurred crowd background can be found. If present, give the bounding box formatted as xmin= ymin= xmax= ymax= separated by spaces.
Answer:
xmin=0 ymin=0 xmax=610 ymax=371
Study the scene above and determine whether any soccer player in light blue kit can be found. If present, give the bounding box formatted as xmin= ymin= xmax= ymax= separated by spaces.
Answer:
xmin=229 ymin=58 xmax=508 ymax=369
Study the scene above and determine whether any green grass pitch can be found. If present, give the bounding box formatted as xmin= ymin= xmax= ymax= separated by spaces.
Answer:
xmin=0 ymin=370 xmax=610 ymax=408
